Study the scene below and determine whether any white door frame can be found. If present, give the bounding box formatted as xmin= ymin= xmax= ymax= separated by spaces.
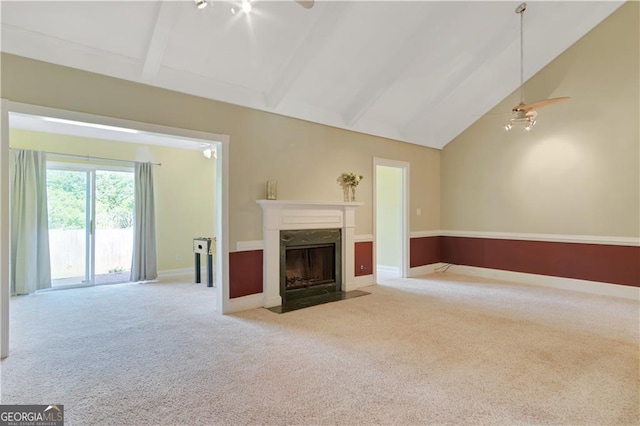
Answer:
xmin=0 ymin=100 xmax=231 ymax=359
xmin=372 ymin=157 xmax=410 ymax=284
xmin=1 ymin=100 xmax=10 ymax=359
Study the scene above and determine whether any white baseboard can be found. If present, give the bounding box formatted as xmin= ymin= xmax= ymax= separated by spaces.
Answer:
xmin=446 ymin=265 xmax=639 ymax=301
xmin=353 ymin=274 xmax=374 ymax=288
xmin=263 ymin=295 xmax=282 ymax=308
xmin=158 ymin=266 xmax=216 ymax=281
xmin=225 ymin=278 xmax=374 ymax=312
xmin=377 ymin=265 xmax=400 ymax=274
xmin=224 ymin=293 xmax=264 ymax=313
xmin=409 ymin=263 xmax=448 ymax=277
xmin=158 ymin=268 xmax=192 ymax=279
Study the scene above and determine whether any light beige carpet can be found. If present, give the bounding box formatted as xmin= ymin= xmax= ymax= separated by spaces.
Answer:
xmin=1 ymin=272 xmax=638 ymax=425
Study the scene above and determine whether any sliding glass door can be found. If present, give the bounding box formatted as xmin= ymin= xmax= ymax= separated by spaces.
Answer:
xmin=94 ymin=170 xmax=134 ymax=284
xmin=47 ymin=169 xmax=90 ymax=286
xmin=46 ymin=164 xmax=134 ymax=287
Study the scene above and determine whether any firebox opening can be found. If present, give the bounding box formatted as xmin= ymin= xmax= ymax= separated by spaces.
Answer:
xmin=285 ymin=244 xmax=336 ymax=290
xmin=280 ymin=228 xmax=342 ymax=304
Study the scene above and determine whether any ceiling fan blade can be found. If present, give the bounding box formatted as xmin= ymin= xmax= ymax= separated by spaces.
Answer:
xmin=513 ymin=97 xmax=571 ymax=112
xmin=295 ymin=0 xmax=315 ymax=9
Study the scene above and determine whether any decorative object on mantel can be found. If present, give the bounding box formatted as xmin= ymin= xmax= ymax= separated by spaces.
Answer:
xmin=337 ymin=172 xmax=363 ymax=202
xmin=266 ymin=181 xmax=277 ymax=200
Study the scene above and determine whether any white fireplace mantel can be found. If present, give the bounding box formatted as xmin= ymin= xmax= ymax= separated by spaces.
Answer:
xmin=257 ymin=199 xmax=363 ymax=308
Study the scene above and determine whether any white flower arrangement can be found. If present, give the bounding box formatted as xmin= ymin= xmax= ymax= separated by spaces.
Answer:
xmin=337 ymin=172 xmax=364 ymax=188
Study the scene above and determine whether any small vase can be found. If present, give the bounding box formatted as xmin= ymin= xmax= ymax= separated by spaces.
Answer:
xmin=266 ymin=181 xmax=277 ymax=200
xmin=343 ymin=186 xmax=351 ymax=202
xmin=350 ymin=185 xmax=357 ymax=202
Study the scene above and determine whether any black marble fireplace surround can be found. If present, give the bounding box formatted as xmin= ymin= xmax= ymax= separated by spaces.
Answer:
xmin=279 ymin=228 xmax=342 ymax=304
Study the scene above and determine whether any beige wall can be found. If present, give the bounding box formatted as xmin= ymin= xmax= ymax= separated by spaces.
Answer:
xmin=1 ymin=54 xmax=441 ymax=249
xmin=441 ymin=2 xmax=639 ymax=238
xmin=9 ymin=129 xmax=215 ymax=271
xmin=228 ymin=110 xmax=440 ymax=242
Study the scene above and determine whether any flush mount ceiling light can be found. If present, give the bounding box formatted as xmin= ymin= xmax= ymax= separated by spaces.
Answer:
xmin=194 ymin=0 xmax=208 ymax=9
xmin=231 ymin=0 xmax=252 ymax=15
xmin=196 ymin=0 xmax=313 ymax=13
xmin=505 ymin=3 xmax=570 ymax=132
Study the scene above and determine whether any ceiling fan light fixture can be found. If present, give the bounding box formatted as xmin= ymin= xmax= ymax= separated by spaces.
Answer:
xmin=503 ymin=2 xmax=570 ymax=132
xmin=504 ymin=117 xmax=536 ymax=132
xmin=195 ymin=0 xmax=208 ymax=10
xmin=241 ymin=0 xmax=252 ymax=14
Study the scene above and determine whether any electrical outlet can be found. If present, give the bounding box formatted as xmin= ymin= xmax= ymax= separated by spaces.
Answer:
xmin=416 ymin=208 xmax=422 ymax=216
xmin=175 ymin=253 xmax=182 ymax=261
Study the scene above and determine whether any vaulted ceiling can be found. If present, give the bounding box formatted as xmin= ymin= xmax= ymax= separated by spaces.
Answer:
xmin=1 ymin=1 xmax=624 ymax=149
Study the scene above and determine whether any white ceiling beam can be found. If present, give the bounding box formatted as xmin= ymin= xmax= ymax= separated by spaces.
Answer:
xmin=141 ymin=1 xmax=182 ymax=82
xmin=263 ymin=2 xmax=350 ymax=109
xmin=340 ymin=6 xmax=478 ymax=128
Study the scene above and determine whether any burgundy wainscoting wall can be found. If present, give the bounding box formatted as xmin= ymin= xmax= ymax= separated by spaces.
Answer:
xmin=441 ymin=237 xmax=640 ymax=287
xmin=228 ymin=236 xmax=638 ymax=299
xmin=229 ymin=250 xmax=263 ymax=298
xmin=355 ymin=241 xmax=373 ymax=277
xmin=410 ymin=236 xmax=442 ymax=268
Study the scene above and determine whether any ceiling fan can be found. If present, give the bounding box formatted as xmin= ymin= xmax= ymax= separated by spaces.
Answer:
xmin=505 ymin=2 xmax=569 ymax=131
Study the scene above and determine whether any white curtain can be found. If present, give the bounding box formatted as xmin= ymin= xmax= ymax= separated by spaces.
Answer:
xmin=130 ymin=162 xmax=158 ymax=281
xmin=10 ymin=149 xmax=51 ymax=295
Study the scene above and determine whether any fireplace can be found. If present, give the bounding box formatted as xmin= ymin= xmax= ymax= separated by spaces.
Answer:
xmin=280 ymin=229 xmax=342 ymax=303
xmin=257 ymin=199 xmax=362 ymax=308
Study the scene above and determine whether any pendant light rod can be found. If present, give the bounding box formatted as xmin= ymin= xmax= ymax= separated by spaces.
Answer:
xmin=516 ymin=2 xmax=527 ymax=105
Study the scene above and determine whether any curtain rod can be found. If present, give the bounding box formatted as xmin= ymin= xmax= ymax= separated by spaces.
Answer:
xmin=10 ymin=148 xmax=161 ymax=166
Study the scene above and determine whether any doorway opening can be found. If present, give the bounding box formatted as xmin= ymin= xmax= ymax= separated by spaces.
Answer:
xmin=47 ymin=165 xmax=135 ymax=288
xmin=374 ymin=159 xmax=409 ymax=281
xmin=1 ymin=101 xmax=231 ymax=359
